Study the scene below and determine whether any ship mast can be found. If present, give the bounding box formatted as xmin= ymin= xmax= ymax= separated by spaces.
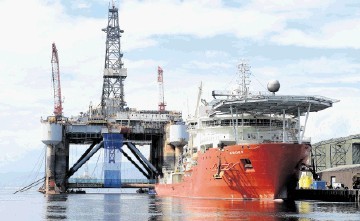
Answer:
xmin=237 ymin=62 xmax=251 ymax=96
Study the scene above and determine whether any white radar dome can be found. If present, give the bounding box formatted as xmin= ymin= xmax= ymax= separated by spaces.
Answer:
xmin=267 ymin=80 xmax=280 ymax=93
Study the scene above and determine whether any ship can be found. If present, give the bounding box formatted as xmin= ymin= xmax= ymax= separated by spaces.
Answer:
xmin=155 ymin=62 xmax=337 ymax=199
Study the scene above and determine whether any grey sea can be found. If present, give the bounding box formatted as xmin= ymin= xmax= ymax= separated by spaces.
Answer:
xmin=0 ymin=188 xmax=359 ymax=221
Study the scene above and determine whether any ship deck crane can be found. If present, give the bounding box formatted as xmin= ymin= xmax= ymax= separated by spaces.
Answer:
xmin=51 ymin=43 xmax=63 ymax=119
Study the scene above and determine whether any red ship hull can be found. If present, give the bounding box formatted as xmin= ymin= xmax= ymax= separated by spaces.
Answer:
xmin=155 ymin=143 xmax=310 ymax=199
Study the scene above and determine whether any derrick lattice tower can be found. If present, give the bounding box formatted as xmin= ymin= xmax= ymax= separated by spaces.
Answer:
xmin=51 ymin=43 xmax=63 ymax=118
xmin=158 ymin=66 xmax=166 ymax=112
xmin=101 ymin=2 xmax=127 ymax=116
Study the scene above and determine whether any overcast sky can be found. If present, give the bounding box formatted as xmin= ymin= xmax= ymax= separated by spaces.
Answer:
xmin=0 ymin=0 xmax=359 ymax=173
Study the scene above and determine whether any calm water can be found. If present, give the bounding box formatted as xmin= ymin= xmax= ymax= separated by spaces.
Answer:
xmin=0 ymin=188 xmax=359 ymax=221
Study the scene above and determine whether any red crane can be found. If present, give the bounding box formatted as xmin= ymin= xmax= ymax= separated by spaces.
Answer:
xmin=158 ymin=66 xmax=166 ymax=112
xmin=51 ymin=43 xmax=63 ymax=118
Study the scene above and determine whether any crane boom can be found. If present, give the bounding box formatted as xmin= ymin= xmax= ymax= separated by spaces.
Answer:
xmin=158 ymin=66 xmax=166 ymax=112
xmin=51 ymin=43 xmax=63 ymax=118
xmin=195 ymin=82 xmax=202 ymax=117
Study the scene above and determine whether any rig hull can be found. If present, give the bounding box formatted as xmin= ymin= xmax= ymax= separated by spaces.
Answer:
xmin=155 ymin=143 xmax=310 ymax=199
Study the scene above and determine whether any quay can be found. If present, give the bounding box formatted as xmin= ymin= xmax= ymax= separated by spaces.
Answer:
xmin=293 ymin=189 xmax=359 ymax=202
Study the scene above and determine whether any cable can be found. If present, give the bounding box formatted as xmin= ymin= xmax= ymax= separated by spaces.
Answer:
xmin=13 ymin=177 xmax=45 ymax=194
xmin=91 ymin=150 xmax=102 ymax=177
xmin=33 ymin=146 xmax=46 ymax=182
xmin=249 ymin=72 xmax=268 ymax=92
xmin=18 ymin=146 xmax=46 ymax=189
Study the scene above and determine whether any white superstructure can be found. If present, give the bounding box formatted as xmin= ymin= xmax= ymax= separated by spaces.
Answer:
xmin=186 ymin=62 xmax=338 ymax=154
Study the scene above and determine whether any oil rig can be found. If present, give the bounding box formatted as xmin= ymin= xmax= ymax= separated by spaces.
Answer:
xmin=40 ymin=3 xmax=187 ymax=194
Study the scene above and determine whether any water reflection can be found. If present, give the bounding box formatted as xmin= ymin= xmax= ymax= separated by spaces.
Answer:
xmin=148 ymin=195 xmax=163 ymax=220
xmin=153 ymin=197 xmax=299 ymax=221
xmin=45 ymin=194 xmax=68 ymax=220
xmin=39 ymin=191 xmax=360 ymax=221
xmin=103 ymin=194 xmax=121 ymax=221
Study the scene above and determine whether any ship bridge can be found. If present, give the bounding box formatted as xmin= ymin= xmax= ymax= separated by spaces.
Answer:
xmin=205 ymin=94 xmax=339 ymax=145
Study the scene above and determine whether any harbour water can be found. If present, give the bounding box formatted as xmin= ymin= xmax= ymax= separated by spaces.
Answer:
xmin=1 ymin=188 xmax=359 ymax=221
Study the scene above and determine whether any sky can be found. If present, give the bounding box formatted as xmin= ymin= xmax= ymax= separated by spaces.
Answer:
xmin=0 ymin=0 xmax=359 ymax=175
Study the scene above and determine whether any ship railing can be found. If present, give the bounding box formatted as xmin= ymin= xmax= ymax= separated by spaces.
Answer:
xmin=195 ymin=119 xmax=291 ymax=128
xmin=212 ymin=90 xmax=271 ymax=98
xmin=186 ymin=117 xmax=294 ymax=129
xmin=194 ymin=129 xmax=299 ymax=144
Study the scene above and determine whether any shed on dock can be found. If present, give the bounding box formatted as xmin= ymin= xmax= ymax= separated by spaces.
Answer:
xmin=318 ymin=164 xmax=360 ymax=189
xmin=312 ymin=134 xmax=360 ymax=172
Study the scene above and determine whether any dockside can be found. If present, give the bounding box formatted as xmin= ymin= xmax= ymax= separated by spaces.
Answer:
xmin=293 ymin=189 xmax=359 ymax=202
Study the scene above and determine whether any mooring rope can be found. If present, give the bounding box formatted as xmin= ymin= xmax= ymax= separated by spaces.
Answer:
xmin=13 ymin=177 xmax=45 ymax=194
